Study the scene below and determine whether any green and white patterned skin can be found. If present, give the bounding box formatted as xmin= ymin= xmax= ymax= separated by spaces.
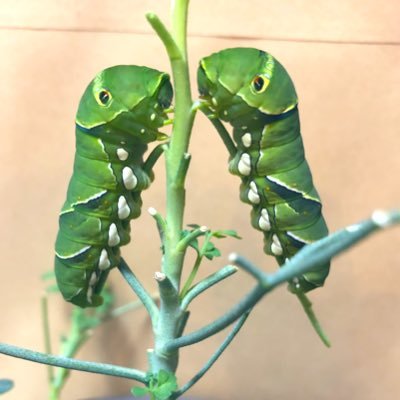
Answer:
xmin=55 ymin=65 xmax=172 ymax=308
xmin=197 ymin=47 xmax=330 ymax=292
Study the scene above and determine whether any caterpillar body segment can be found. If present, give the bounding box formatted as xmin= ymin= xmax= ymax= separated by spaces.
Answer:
xmin=55 ymin=65 xmax=173 ymax=307
xmin=197 ymin=48 xmax=330 ymax=292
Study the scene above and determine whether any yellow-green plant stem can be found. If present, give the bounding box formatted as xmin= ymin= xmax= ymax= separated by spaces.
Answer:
xmin=179 ymin=255 xmax=202 ymax=300
xmin=49 ymin=324 xmax=91 ymax=400
xmin=41 ymin=296 xmax=54 ymax=385
xmin=146 ymin=0 xmax=195 ymax=377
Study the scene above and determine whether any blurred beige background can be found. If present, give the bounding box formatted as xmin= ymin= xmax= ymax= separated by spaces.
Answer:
xmin=0 ymin=1 xmax=399 ymax=399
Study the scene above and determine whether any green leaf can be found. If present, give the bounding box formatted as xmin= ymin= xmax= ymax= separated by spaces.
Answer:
xmin=0 ymin=379 xmax=14 ymax=394
xmin=131 ymin=385 xmax=150 ymax=397
xmin=212 ymin=229 xmax=242 ymax=239
xmin=135 ymin=370 xmax=178 ymax=400
xmin=152 ymin=370 xmax=177 ymax=400
xmin=202 ymin=241 xmax=221 ymax=260
xmin=182 ymin=229 xmax=200 ymax=254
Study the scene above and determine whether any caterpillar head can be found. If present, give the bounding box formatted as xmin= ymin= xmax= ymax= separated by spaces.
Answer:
xmin=198 ymin=47 xmax=298 ymax=116
xmin=76 ymin=65 xmax=172 ymax=141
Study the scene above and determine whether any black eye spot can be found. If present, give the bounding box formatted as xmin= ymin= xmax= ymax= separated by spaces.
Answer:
xmin=252 ymin=76 xmax=265 ymax=92
xmin=98 ymin=90 xmax=111 ymax=105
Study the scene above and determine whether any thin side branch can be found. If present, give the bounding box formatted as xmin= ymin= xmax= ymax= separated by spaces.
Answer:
xmin=118 ymin=259 xmax=159 ymax=325
xmin=176 ymin=225 xmax=208 ymax=252
xmin=199 ymin=105 xmax=236 ymax=157
xmin=0 ymin=342 xmax=147 ymax=383
xmin=148 ymin=207 xmax=168 ymax=247
xmin=181 ymin=265 xmax=238 ymax=309
xmin=145 ymin=13 xmax=182 ymax=61
xmin=171 ymin=311 xmax=250 ymax=398
xmin=40 ymin=295 xmax=54 ymax=383
xmin=166 ymin=284 xmax=265 ymax=350
xmin=108 ymin=293 xmax=160 ymax=320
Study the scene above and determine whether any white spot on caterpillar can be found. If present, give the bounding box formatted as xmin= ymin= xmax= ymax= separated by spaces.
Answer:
xmin=108 ymin=223 xmax=120 ymax=246
xmin=118 ymin=195 xmax=130 ymax=219
xmin=223 ymin=110 xmax=228 ymax=116
xmin=98 ymin=249 xmax=111 ymax=270
xmin=241 ymin=126 xmax=247 ymax=130
xmin=241 ymin=133 xmax=252 ymax=148
xmin=371 ymin=209 xmax=393 ymax=227
xmin=259 ymin=208 xmax=271 ymax=231
xmin=86 ymin=287 xmax=93 ymax=304
xmin=248 ymin=181 xmax=260 ymax=204
xmin=141 ymin=128 xmax=145 ymax=134
xmin=238 ymin=153 xmax=251 ymax=176
xmin=211 ymin=97 xmax=218 ymax=106
xmin=89 ymin=272 xmax=97 ymax=286
xmin=117 ymin=148 xmax=129 ymax=161
xmin=56 ymin=245 xmax=91 ymax=259
xmin=271 ymin=234 xmax=283 ymax=255
xmin=122 ymin=167 xmax=138 ymax=190
xmin=150 ymin=113 xmax=156 ymax=121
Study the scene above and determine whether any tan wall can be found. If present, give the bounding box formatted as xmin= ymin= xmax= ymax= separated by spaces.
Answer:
xmin=1 ymin=1 xmax=399 ymax=399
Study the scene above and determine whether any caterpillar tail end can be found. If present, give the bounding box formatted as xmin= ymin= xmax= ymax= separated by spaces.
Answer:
xmin=54 ymin=257 xmax=107 ymax=308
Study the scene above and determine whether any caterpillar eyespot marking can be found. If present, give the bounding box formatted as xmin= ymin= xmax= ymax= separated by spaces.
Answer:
xmin=98 ymin=89 xmax=111 ymax=106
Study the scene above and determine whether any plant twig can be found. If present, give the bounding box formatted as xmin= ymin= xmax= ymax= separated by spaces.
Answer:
xmin=171 ymin=310 xmax=250 ymax=398
xmin=148 ymin=207 xmax=168 ymax=248
xmin=179 ymin=255 xmax=202 ymax=300
xmin=40 ymin=295 xmax=54 ymax=383
xmin=108 ymin=293 xmax=160 ymax=320
xmin=176 ymin=225 xmax=208 ymax=253
xmin=118 ymin=259 xmax=159 ymax=325
xmin=181 ymin=265 xmax=238 ymax=309
xmin=145 ymin=13 xmax=182 ymax=61
xmin=199 ymin=104 xmax=236 ymax=157
xmin=0 ymin=342 xmax=147 ymax=383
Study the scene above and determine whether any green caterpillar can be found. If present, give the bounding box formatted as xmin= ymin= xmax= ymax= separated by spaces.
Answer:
xmin=55 ymin=65 xmax=172 ymax=307
xmin=197 ymin=47 xmax=330 ymax=293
